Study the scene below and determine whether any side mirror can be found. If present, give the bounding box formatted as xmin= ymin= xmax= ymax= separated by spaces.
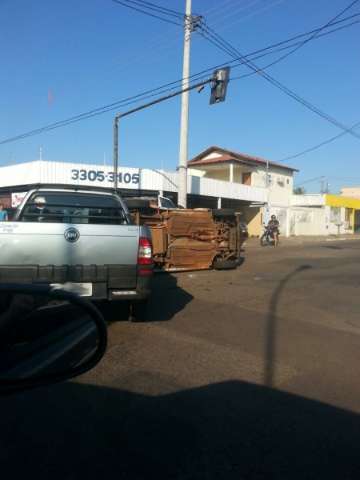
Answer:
xmin=0 ymin=283 xmax=107 ymax=394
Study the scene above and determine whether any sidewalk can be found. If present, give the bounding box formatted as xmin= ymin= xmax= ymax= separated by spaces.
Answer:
xmin=245 ymin=233 xmax=360 ymax=248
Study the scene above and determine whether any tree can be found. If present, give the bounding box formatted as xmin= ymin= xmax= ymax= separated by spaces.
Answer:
xmin=293 ymin=187 xmax=306 ymax=195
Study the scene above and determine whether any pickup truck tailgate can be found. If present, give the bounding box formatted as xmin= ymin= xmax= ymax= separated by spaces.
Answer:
xmin=0 ymin=222 xmax=140 ymax=288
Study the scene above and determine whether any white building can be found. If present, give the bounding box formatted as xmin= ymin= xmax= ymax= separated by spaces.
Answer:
xmin=0 ymin=148 xmax=297 ymax=236
xmin=188 ymin=146 xmax=297 ymax=236
xmin=340 ymin=187 xmax=360 ymax=199
xmin=0 ymin=157 xmax=266 ymax=208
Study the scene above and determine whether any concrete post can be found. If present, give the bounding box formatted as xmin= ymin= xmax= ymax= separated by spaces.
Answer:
xmin=178 ymin=0 xmax=192 ymax=208
xmin=229 ymin=163 xmax=234 ymax=182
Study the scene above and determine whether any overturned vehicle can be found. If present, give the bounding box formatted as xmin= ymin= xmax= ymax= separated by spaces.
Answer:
xmin=125 ymin=196 xmax=248 ymax=272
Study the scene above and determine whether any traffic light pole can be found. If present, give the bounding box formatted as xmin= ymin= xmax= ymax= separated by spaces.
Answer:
xmin=112 ymin=78 xmax=211 ymax=191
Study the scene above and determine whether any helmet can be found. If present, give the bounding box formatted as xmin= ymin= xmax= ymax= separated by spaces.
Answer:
xmin=34 ymin=196 xmax=46 ymax=208
xmin=271 ymin=214 xmax=276 ymax=220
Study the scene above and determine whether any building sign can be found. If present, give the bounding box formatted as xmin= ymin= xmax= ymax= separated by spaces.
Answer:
xmin=12 ymin=192 xmax=27 ymax=207
xmin=70 ymin=168 xmax=139 ymax=185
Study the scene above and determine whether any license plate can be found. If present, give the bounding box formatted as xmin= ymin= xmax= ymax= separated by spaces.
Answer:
xmin=50 ymin=282 xmax=93 ymax=297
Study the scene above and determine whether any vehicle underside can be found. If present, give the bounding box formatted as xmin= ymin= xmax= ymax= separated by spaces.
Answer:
xmin=127 ymin=200 xmax=248 ymax=271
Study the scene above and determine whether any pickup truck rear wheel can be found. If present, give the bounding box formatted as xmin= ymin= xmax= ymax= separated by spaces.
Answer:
xmin=130 ymin=300 xmax=149 ymax=322
xmin=213 ymin=258 xmax=238 ymax=270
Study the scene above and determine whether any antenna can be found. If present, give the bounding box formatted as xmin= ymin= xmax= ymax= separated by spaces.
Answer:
xmin=39 ymin=146 xmax=43 ymax=161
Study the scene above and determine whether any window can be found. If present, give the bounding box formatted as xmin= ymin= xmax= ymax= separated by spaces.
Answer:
xmin=345 ymin=208 xmax=352 ymax=222
xmin=344 ymin=208 xmax=352 ymax=229
xmin=330 ymin=207 xmax=341 ymax=224
xmin=21 ymin=192 xmax=127 ymax=225
xmin=159 ymin=196 xmax=177 ymax=209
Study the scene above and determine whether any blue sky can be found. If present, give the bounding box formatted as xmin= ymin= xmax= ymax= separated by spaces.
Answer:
xmin=0 ymin=0 xmax=359 ymax=192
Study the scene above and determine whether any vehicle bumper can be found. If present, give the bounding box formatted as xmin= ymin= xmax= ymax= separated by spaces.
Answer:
xmin=0 ymin=265 xmax=153 ymax=302
xmin=108 ymin=275 xmax=152 ymax=301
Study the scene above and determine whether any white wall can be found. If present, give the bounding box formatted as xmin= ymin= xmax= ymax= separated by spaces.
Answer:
xmin=291 ymin=194 xmax=325 ymax=207
xmin=288 ymin=205 xmax=353 ymax=236
xmin=0 ymin=161 xmax=42 ymax=187
xmin=289 ymin=207 xmax=326 ymax=236
xmin=252 ymin=167 xmax=294 ymax=207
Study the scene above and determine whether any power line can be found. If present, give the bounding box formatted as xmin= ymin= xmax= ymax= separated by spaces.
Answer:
xmin=124 ymin=0 xmax=183 ymax=18
xmin=113 ymin=0 xmax=360 ymax=154
xmin=198 ymin=0 xmax=360 ymax=141
xmin=0 ymin=76 xmax=209 ymax=145
xmin=249 ymin=0 xmax=360 ymax=70
xmin=114 ymin=0 xmax=360 ymax=81
xmin=204 ymin=0 xmax=285 ymax=34
xmin=199 ymin=24 xmax=360 ymax=141
xmin=279 ymin=120 xmax=360 ymax=162
xmin=230 ymin=17 xmax=360 ymax=81
xmin=1 ymin=11 xmax=359 ymax=146
xmin=295 ymin=175 xmax=326 ymax=187
xmin=111 ymin=0 xmax=182 ymax=26
xmin=204 ymin=14 xmax=360 ymax=82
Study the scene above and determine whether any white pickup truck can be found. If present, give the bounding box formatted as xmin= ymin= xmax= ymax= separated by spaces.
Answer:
xmin=0 ymin=187 xmax=153 ymax=320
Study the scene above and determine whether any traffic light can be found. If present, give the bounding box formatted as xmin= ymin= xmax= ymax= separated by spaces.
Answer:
xmin=210 ymin=67 xmax=230 ymax=105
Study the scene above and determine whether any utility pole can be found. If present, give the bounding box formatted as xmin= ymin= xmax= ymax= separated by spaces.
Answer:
xmin=178 ymin=0 xmax=192 ymax=208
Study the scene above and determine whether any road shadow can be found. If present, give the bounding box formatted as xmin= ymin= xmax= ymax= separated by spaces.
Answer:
xmin=264 ymin=265 xmax=313 ymax=387
xmin=322 ymin=245 xmax=343 ymax=250
xmin=97 ymin=273 xmax=193 ymax=323
xmin=148 ymin=273 xmax=193 ymax=321
xmin=0 ymin=380 xmax=359 ymax=479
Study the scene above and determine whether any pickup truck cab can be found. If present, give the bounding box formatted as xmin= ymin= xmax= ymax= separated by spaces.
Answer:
xmin=0 ymin=187 xmax=153 ymax=320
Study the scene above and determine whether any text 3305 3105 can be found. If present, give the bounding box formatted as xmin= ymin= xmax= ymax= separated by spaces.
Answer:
xmin=71 ymin=169 xmax=139 ymax=184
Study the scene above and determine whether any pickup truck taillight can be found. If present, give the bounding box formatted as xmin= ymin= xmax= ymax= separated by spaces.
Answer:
xmin=138 ymin=236 xmax=153 ymax=266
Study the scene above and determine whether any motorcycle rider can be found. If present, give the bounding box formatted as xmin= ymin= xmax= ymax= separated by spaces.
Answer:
xmin=267 ymin=214 xmax=280 ymax=246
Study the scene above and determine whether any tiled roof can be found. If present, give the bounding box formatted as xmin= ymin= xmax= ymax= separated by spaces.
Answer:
xmin=188 ymin=146 xmax=298 ymax=172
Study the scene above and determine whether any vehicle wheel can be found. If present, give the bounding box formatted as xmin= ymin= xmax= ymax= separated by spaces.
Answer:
xmin=213 ymin=258 xmax=238 ymax=270
xmin=260 ymin=235 xmax=267 ymax=246
xmin=212 ymin=208 xmax=236 ymax=218
xmin=130 ymin=300 xmax=149 ymax=322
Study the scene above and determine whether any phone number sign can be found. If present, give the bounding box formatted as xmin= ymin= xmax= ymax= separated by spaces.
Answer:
xmin=71 ymin=168 xmax=139 ymax=185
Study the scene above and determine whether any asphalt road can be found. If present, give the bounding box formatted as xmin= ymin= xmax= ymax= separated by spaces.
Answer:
xmin=1 ymin=238 xmax=360 ymax=479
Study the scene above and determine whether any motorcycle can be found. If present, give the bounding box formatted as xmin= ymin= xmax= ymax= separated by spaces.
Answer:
xmin=260 ymin=225 xmax=279 ymax=247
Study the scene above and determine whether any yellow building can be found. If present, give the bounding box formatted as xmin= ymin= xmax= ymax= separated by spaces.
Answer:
xmin=290 ymin=193 xmax=360 ymax=236
xmin=325 ymin=194 xmax=360 ymax=233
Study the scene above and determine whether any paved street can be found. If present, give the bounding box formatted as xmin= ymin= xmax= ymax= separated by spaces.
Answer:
xmin=2 ymin=238 xmax=360 ymax=479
